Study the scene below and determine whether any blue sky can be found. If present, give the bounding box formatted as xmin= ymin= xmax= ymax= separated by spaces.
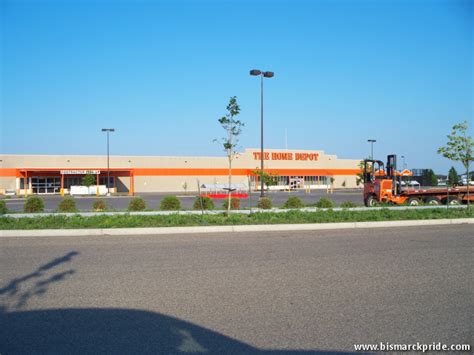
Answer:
xmin=1 ymin=0 xmax=472 ymax=174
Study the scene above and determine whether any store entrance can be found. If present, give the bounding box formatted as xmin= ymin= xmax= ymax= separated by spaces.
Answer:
xmin=32 ymin=177 xmax=60 ymax=194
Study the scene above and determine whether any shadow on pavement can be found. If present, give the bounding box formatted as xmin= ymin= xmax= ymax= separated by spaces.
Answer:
xmin=1 ymin=252 xmax=363 ymax=354
xmin=0 ymin=251 xmax=79 ymax=311
xmin=1 ymin=308 xmax=364 ymax=354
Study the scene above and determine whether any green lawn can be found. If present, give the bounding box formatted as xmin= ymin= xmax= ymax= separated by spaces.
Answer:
xmin=0 ymin=208 xmax=472 ymax=230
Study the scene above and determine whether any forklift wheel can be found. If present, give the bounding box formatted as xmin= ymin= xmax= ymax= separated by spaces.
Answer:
xmin=365 ymin=195 xmax=378 ymax=207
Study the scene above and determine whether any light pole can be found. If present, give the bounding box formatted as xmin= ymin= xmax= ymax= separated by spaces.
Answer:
xmin=101 ymin=128 xmax=115 ymax=196
xmin=367 ymin=139 xmax=376 ymax=160
xmin=401 ymin=155 xmax=406 ymax=190
xmin=250 ymin=69 xmax=274 ymax=198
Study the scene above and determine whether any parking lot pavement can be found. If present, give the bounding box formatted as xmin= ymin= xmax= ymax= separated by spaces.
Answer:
xmin=2 ymin=189 xmax=364 ymax=212
xmin=1 ymin=225 xmax=472 ymax=353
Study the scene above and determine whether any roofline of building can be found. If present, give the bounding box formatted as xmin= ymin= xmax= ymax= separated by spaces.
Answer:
xmin=0 ymin=148 xmax=332 ymax=160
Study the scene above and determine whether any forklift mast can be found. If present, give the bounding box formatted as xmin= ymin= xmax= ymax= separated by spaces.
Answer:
xmin=386 ymin=154 xmax=397 ymax=177
xmin=386 ymin=154 xmax=401 ymax=195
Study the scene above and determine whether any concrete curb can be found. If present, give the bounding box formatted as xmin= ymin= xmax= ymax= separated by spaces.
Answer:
xmin=1 ymin=218 xmax=473 ymax=238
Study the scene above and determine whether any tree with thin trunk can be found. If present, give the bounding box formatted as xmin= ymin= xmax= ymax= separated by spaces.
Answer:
xmin=252 ymin=170 xmax=279 ymax=191
xmin=356 ymin=158 xmax=371 ymax=186
xmin=216 ymin=96 xmax=243 ymax=214
xmin=437 ymin=121 xmax=473 ymax=207
xmin=82 ymin=174 xmax=96 ymax=187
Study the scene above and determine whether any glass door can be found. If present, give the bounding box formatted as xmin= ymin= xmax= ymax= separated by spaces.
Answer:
xmin=32 ymin=177 xmax=46 ymax=194
xmin=46 ymin=177 xmax=60 ymax=193
xmin=32 ymin=177 xmax=60 ymax=194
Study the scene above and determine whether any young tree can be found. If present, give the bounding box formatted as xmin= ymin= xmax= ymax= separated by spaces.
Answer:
xmin=82 ymin=174 xmax=96 ymax=187
xmin=252 ymin=170 xmax=279 ymax=191
xmin=438 ymin=121 xmax=474 ymax=206
xmin=329 ymin=177 xmax=335 ymax=194
xmin=447 ymin=167 xmax=460 ymax=187
xmin=216 ymin=96 xmax=243 ymax=214
xmin=356 ymin=159 xmax=371 ymax=186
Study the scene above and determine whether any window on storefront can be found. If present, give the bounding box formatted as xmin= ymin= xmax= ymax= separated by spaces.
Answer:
xmin=99 ymin=177 xmax=114 ymax=187
xmin=250 ymin=175 xmax=330 ymax=187
xmin=276 ymin=176 xmax=289 ymax=186
xmin=303 ymin=176 xmax=329 ymax=185
xmin=31 ymin=177 xmax=60 ymax=194
xmin=64 ymin=177 xmax=82 ymax=188
xmin=63 ymin=176 xmax=114 ymax=188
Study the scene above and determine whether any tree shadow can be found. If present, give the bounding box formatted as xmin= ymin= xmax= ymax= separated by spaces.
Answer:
xmin=0 ymin=253 xmax=364 ymax=354
xmin=0 ymin=251 xmax=79 ymax=311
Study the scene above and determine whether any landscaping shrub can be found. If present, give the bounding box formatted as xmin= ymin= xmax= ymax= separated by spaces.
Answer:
xmin=160 ymin=196 xmax=181 ymax=211
xmin=24 ymin=196 xmax=45 ymax=213
xmin=0 ymin=200 xmax=8 ymax=214
xmin=222 ymin=198 xmax=240 ymax=210
xmin=193 ymin=196 xmax=214 ymax=210
xmin=316 ymin=198 xmax=335 ymax=208
xmin=340 ymin=201 xmax=357 ymax=208
xmin=257 ymin=197 xmax=272 ymax=209
xmin=58 ymin=197 xmax=77 ymax=213
xmin=92 ymin=199 xmax=107 ymax=212
xmin=128 ymin=197 xmax=146 ymax=211
xmin=283 ymin=196 xmax=304 ymax=209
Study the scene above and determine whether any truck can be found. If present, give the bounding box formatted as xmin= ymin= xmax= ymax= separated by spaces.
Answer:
xmin=363 ymin=155 xmax=473 ymax=206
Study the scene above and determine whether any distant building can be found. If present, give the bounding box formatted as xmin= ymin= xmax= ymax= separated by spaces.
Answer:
xmin=460 ymin=173 xmax=474 ymax=186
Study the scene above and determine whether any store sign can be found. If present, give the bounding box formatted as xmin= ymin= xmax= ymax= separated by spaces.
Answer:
xmin=252 ymin=152 xmax=319 ymax=161
xmin=60 ymin=170 xmax=101 ymax=175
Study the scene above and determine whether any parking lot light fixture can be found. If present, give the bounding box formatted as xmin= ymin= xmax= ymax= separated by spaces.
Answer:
xmin=101 ymin=128 xmax=115 ymax=196
xmin=250 ymin=69 xmax=275 ymax=197
xmin=367 ymin=139 xmax=376 ymax=160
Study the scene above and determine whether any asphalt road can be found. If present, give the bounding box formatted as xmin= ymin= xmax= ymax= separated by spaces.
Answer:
xmin=2 ymin=189 xmax=364 ymax=212
xmin=1 ymin=225 xmax=473 ymax=354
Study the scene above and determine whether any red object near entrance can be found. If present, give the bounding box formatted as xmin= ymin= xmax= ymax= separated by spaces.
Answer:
xmin=201 ymin=193 xmax=249 ymax=199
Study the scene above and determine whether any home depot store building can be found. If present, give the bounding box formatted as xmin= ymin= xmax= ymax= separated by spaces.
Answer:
xmin=0 ymin=148 xmax=360 ymax=195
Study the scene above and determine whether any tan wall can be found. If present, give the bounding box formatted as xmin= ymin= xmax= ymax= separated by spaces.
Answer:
xmin=0 ymin=154 xmax=227 ymax=169
xmin=0 ymin=177 xmax=16 ymax=193
xmin=0 ymin=149 xmax=359 ymax=170
xmin=332 ymin=175 xmax=359 ymax=188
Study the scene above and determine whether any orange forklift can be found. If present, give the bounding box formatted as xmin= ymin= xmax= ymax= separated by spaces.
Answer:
xmin=363 ymin=155 xmax=473 ymax=206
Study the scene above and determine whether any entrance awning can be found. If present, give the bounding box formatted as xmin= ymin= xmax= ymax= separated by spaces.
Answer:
xmin=17 ymin=169 xmax=134 ymax=196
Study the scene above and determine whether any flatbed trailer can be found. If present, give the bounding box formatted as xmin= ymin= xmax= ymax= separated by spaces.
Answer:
xmin=383 ymin=186 xmax=473 ymax=206
xmin=363 ymin=155 xmax=473 ymax=206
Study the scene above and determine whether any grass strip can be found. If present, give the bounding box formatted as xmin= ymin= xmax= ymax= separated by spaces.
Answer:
xmin=0 ymin=208 xmax=473 ymax=230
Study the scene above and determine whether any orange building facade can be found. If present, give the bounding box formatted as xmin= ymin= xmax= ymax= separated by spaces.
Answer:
xmin=0 ymin=148 xmax=361 ymax=195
